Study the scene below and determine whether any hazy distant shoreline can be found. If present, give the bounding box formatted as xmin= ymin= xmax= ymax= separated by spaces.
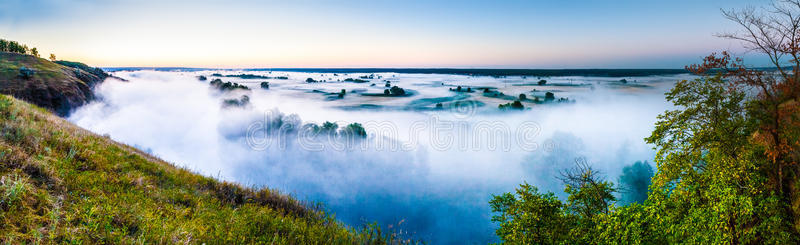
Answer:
xmin=102 ymin=67 xmax=690 ymax=77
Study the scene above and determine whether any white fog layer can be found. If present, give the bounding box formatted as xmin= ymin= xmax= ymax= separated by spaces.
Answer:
xmin=69 ymin=70 xmax=688 ymax=243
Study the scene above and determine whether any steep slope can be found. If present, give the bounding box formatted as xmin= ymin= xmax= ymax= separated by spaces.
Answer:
xmin=0 ymin=52 xmax=108 ymax=116
xmin=0 ymin=95 xmax=391 ymax=243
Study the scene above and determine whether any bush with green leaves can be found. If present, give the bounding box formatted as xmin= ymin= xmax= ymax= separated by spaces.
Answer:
xmin=490 ymin=183 xmax=572 ymax=244
xmin=490 ymin=159 xmax=615 ymax=244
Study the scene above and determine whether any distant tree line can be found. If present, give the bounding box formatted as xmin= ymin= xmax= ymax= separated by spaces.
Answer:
xmin=304 ymin=121 xmax=367 ymax=139
xmin=0 ymin=39 xmax=30 ymax=54
xmin=210 ymin=79 xmax=250 ymax=91
xmin=0 ymin=39 xmax=40 ymax=57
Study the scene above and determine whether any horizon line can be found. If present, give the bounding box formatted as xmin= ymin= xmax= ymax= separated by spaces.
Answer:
xmin=101 ymin=67 xmax=693 ymax=77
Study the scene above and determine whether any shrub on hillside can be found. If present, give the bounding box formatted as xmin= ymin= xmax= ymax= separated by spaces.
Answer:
xmin=18 ymin=66 xmax=34 ymax=79
xmin=55 ymin=60 xmax=109 ymax=78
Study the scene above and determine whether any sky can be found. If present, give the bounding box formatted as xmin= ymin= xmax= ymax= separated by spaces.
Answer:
xmin=0 ymin=0 xmax=770 ymax=68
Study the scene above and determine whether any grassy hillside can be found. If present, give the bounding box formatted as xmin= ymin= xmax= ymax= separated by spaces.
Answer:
xmin=0 ymin=94 xmax=396 ymax=243
xmin=0 ymin=52 xmax=107 ymax=116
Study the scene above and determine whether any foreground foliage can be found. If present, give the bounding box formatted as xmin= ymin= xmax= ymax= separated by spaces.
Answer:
xmin=490 ymin=1 xmax=800 ymax=243
xmin=491 ymin=64 xmax=800 ymax=245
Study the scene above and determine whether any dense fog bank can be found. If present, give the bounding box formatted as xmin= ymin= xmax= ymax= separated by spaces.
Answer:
xmin=69 ymin=70 xmax=684 ymax=243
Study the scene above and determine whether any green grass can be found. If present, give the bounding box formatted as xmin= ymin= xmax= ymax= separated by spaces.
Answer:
xmin=0 ymin=52 xmax=72 ymax=83
xmin=0 ymin=94 xmax=408 ymax=244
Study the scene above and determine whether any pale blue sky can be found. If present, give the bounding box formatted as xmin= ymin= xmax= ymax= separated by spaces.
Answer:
xmin=0 ymin=0 xmax=769 ymax=68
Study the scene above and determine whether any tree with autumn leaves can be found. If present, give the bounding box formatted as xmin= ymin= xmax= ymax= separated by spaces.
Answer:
xmin=490 ymin=1 xmax=800 ymax=243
